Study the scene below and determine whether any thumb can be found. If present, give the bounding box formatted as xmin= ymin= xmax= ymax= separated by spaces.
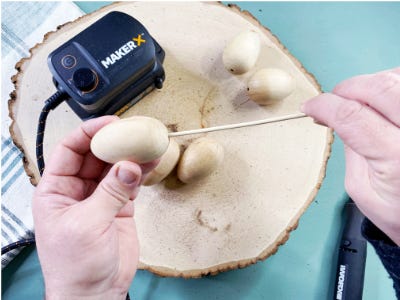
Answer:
xmin=85 ymin=161 xmax=142 ymax=221
xmin=301 ymin=93 xmax=398 ymax=160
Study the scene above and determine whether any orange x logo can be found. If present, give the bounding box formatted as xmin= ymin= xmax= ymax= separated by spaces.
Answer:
xmin=133 ymin=34 xmax=146 ymax=46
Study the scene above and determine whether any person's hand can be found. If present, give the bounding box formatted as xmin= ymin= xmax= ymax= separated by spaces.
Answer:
xmin=302 ymin=67 xmax=400 ymax=245
xmin=33 ymin=116 xmax=158 ymax=300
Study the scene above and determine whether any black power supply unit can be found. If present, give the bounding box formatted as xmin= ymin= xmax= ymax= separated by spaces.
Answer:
xmin=48 ymin=11 xmax=165 ymax=119
xmin=32 ymin=11 xmax=166 ymax=174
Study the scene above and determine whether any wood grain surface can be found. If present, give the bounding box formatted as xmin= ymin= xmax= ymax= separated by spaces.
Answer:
xmin=9 ymin=2 xmax=333 ymax=277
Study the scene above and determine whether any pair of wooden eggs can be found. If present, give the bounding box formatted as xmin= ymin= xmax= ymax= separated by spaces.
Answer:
xmin=91 ymin=116 xmax=224 ymax=185
xmin=223 ymin=31 xmax=295 ymax=105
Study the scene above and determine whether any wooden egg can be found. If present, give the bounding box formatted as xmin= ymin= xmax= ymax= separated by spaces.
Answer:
xmin=90 ymin=116 xmax=169 ymax=164
xmin=247 ymin=68 xmax=295 ymax=105
xmin=143 ymin=139 xmax=181 ymax=186
xmin=223 ymin=31 xmax=261 ymax=75
xmin=177 ymin=137 xmax=224 ymax=184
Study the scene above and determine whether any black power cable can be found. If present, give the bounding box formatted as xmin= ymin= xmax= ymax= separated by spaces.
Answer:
xmin=36 ymin=91 xmax=68 ymax=175
xmin=1 ymin=238 xmax=36 ymax=255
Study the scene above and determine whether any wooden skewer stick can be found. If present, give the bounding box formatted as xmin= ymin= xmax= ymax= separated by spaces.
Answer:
xmin=168 ymin=112 xmax=308 ymax=137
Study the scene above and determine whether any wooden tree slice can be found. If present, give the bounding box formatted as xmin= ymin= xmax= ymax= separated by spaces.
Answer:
xmin=9 ymin=2 xmax=333 ymax=277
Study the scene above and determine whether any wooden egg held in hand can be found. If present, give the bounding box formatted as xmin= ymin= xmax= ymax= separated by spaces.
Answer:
xmin=247 ymin=68 xmax=295 ymax=105
xmin=177 ymin=137 xmax=224 ymax=184
xmin=223 ymin=31 xmax=260 ymax=75
xmin=143 ymin=139 xmax=181 ymax=186
xmin=90 ymin=116 xmax=169 ymax=164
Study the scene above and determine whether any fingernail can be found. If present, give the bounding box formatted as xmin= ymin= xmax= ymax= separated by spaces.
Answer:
xmin=117 ymin=165 xmax=139 ymax=185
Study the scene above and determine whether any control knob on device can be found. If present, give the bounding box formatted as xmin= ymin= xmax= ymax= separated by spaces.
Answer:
xmin=73 ymin=68 xmax=97 ymax=92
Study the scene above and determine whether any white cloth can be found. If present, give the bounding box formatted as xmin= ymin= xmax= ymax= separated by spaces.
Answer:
xmin=1 ymin=1 xmax=83 ymax=268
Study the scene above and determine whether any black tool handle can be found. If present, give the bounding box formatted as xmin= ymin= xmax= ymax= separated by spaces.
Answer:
xmin=333 ymin=200 xmax=367 ymax=300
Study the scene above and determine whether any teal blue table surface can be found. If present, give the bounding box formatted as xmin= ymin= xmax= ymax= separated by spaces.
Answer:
xmin=2 ymin=2 xmax=400 ymax=299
